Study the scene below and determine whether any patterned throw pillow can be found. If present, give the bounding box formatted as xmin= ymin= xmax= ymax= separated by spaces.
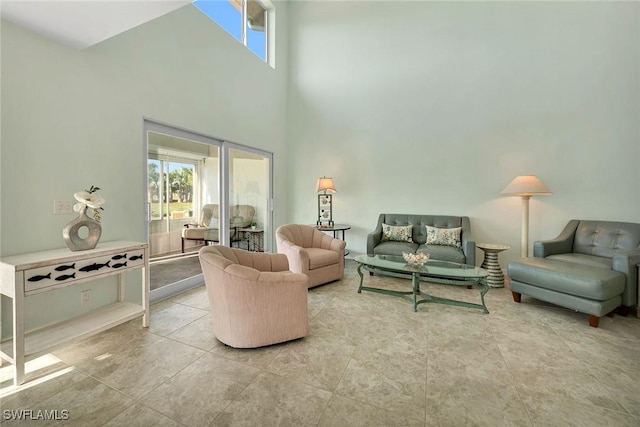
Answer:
xmin=381 ymin=224 xmax=414 ymax=242
xmin=425 ymin=226 xmax=462 ymax=248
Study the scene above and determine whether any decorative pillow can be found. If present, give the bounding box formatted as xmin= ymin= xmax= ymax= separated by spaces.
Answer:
xmin=381 ymin=224 xmax=413 ymax=242
xmin=425 ymin=226 xmax=462 ymax=248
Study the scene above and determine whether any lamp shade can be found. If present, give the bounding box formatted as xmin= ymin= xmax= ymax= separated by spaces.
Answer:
xmin=316 ymin=177 xmax=336 ymax=193
xmin=501 ymin=175 xmax=552 ymax=197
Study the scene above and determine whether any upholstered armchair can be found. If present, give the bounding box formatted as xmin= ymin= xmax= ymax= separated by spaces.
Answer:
xmin=508 ymin=219 xmax=640 ymax=327
xmin=199 ymin=246 xmax=309 ymax=348
xmin=276 ymin=224 xmax=346 ymax=288
xmin=182 ymin=204 xmax=255 ymax=252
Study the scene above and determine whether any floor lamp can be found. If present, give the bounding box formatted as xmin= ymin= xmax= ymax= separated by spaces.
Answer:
xmin=501 ymin=175 xmax=552 ymax=258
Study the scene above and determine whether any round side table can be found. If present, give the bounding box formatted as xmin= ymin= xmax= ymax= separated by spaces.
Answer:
xmin=477 ymin=243 xmax=510 ymax=288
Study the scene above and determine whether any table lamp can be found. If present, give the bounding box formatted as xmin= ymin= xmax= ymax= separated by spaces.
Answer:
xmin=501 ymin=175 xmax=552 ymax=257
xmin=316 ymin=176 xmax=336 ymax=227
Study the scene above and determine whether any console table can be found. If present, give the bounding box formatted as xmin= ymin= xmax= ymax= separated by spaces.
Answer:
xmin=0 ymin=240 xmax=149 ymax=385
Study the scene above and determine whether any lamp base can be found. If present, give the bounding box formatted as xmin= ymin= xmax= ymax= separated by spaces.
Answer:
xmin=317 ymin=194 xmax=333 ymax=227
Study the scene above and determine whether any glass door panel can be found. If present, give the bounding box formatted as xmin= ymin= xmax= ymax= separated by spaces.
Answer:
xmin=229 ymin=147 xmax=272 ymax=252
xmin=148 ymin=130 xmax=216 ymax=258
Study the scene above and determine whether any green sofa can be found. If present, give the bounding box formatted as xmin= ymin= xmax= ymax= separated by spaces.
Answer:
xmin=366 ymin=214 xmax=476 ymax=266
xmin=508 ymin=219 xmax=640 ymax=327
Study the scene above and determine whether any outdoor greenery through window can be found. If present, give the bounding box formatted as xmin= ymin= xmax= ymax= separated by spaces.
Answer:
xmin=148 ymin=158 xmax=197 ymax=221
xmin=193 ymin=0 xmax=269 ymax=62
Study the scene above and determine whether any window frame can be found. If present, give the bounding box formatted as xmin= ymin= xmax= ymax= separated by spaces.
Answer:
xmin=193 ymin=0 xmax=274 ymax=65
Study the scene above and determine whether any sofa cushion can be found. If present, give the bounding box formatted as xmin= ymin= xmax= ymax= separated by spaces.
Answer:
xmin=382 ymin=224 xmax=413 ymax=242
xmin=425 ymin=226 xmax=462 ymax=248
xmin=417 ymin=245 xmax=466 ymax=264
xmin=546 ymin=253 xmax=613 ymax=269
xmin=508 ymin=258 xmax=625 ymax=301
xmin=373 ymin=241 xmax=419 ymax=256
xmin=306 ymin=247 xmax=340 ymax=270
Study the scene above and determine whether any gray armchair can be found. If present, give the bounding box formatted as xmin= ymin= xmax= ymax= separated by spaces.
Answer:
xmin=508 ymin=219 xmax=640 ymax=327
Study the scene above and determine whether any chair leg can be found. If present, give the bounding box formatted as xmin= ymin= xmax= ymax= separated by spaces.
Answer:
xmin=181 ymin=238 xmax=185 ymax=253
xmin=606 ymin=310 xmax=615 ymax=318
xmin=511 ymin=292 xmax=521 ymax=303
xmin=588 ymin=315 xmax=600 ymax=328
xmin=618 ymin=305 xmax=630 ymax=317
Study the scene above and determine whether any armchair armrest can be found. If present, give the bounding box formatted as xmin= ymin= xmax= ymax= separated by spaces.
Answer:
xmin=329 ymin=238 xmax=346 ymax=254
xmin=278 ymin=239 xmax=310 ymax=274
xmin=184 ymin=223 xmax=204 ymax=229
xmin=533 ymin=220 xmax=579 ymax=258
xmin=613 ymin=247 xmax=640 ymax=307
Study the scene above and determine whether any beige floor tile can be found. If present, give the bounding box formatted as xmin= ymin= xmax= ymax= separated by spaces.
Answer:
xmin=319 ymin=393 xmax=424 ymax=427
xmin=82 ymin=337 xmax=205 ymax=399
xmin=520 ymin=389 xmax=640 ymax=427
xmin=1 ymin=364 xmax=86 ymax=411
xmin=102 ymin=404 xmax=181 ymax=427
xmin=166 ymin=313 xmax=218 ymax=351
xmin=165 ymin=284 xmax=211 ymax=311
xmin=140 ymin=353 xmax=260 ymax=426
xmin=207 ymin=338 xmax=285 ymax=369
xmin=425 ymin=378 xmax=531 ymax=427
xmin=584 ymin=363 xmax=640 ymax=417
xmin=51 ymin=320 xmax=163 ymax=370
xmin=211 ymin=371 xmax=332 ymax=426
xmin=335 ymin=341 xmax=427 ymax=422
xmin=148 ymin=302 xmax=209 ymax=336
xmin=265 ymin=334 xmax=356 ymax=391
xmin=3 ymin=373 xmax=134 ymax=427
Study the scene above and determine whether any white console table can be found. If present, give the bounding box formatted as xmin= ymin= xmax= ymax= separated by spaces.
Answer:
xmin=0 ymin=240 xmax=149 ymax=385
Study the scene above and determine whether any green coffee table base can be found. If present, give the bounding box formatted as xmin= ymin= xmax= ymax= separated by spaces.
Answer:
xmin=357 ymin=264 xmax=489 ymax=314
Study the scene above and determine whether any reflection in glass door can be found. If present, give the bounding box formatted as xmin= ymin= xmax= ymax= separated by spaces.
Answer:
xmin=228 ymin=147 xmax=272 ymax=253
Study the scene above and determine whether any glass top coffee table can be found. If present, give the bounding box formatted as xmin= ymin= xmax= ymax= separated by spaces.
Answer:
xmin=354 ymin=254 xmax=490 ymax=313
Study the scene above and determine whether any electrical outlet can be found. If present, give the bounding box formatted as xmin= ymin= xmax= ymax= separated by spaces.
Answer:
xmin=80 ymin=290 xmax=92 ymax=305
xmin=54 ymin=200 xmax=74 ymax=215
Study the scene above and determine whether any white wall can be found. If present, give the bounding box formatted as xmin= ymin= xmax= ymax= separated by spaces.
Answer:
xmin=287 ymin=1 xmax=640 ymax=267
xmin=0 ymin=2 xmax=289 ymax=335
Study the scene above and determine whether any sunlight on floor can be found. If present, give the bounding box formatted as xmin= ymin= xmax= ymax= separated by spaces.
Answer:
xmin=0 ymin=354 xmax=72 ymax=398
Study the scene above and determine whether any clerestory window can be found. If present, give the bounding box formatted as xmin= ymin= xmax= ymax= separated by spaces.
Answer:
xmin=193 ymin=0 xmax=271 ymax=64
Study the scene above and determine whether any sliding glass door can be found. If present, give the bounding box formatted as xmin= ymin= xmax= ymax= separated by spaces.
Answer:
xmin=144 ymin=120 xmax=273 ymax=301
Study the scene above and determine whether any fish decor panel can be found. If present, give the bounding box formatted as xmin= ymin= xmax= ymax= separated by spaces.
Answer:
xmin=25 ymin=250 xmax=144 ymax=286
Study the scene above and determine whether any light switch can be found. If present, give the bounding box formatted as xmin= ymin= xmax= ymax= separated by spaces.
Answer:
xmin=53 ymin=200 xmax=74 ymax=215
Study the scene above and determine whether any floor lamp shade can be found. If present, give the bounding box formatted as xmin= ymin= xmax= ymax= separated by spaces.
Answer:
xmin=501 ymin=175 xmax=552 ymax=258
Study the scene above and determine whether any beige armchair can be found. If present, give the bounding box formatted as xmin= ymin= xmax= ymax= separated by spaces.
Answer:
xmin=199 ymin=246 xmax=309 ymax=348
xmin=276 ymin=224 xmax=346 ymax=288
xmin=182 ymin=204 xmax=255 ymax=252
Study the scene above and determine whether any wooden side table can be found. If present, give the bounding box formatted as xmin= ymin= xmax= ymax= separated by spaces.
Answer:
xmin=477 ymin=243 xmax=509 ymax=288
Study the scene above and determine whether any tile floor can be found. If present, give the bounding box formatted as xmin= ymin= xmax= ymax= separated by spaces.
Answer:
xmin=1 ymin=260 xmax=640 ymax=426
